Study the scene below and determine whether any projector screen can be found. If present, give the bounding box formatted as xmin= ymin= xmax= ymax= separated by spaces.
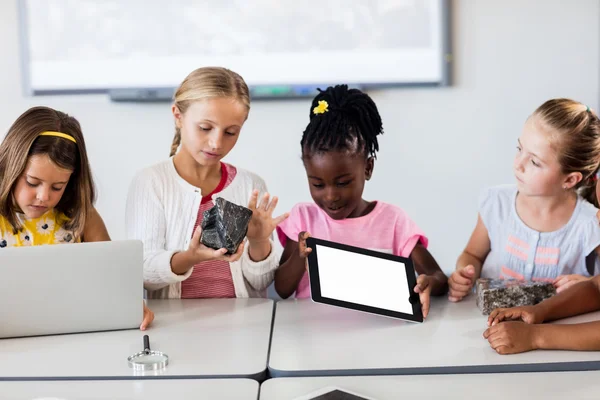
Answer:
xmin=18 ymin=0 xmax=452 ymax=99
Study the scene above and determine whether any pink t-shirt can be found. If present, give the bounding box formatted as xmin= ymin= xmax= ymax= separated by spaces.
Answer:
xmin=276 ymin=201 xmax=428 ymax=298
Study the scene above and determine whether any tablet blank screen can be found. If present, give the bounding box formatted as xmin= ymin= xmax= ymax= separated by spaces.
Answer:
xmin=315 ymin=245 xmax=413 ymax=315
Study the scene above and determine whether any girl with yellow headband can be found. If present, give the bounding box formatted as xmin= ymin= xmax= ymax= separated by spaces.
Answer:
xmin=0 ymin=106 xmax=154 ymax=330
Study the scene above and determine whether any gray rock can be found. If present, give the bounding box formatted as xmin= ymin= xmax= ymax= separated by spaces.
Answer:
xmin=475 ymin=278 xmax=556 ymax=315
xmin=200 ymin=197 xmax=253 ymax=254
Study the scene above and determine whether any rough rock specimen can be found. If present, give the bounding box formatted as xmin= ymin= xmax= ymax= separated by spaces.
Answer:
xmin=200 ymin=197 xmax=253 ymax=254
xmin=476 ymin=278 xmax=556 ymax=315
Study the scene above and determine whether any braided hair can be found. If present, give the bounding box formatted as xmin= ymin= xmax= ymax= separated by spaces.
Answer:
xmin=301 ymin=85 xmax=383 ymax=159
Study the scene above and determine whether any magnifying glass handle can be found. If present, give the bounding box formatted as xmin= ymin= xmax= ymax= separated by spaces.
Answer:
xmin=143 ymin=334 xmax=150 ymax=353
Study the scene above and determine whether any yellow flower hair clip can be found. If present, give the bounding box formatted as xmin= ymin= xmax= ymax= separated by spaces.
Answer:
xmin=313 ymin=100 xmax=329 ymax=115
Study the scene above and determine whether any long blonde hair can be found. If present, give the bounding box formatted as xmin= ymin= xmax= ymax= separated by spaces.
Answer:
xmin=533 ymin=98 xmax=600 ymax=206
xmin=0 ymin=106 xmax=96 ymax=237
xmin=170 ymin=67 xmax=250 ymax=157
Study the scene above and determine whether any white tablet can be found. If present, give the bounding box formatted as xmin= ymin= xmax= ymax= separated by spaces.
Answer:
xmin=292 ymin=386 xmax=376 ymax=400
xmin=306 ymin=237 xmax=423 ymax=323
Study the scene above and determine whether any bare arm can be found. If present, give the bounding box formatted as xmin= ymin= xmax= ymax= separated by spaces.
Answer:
xmin=485 ymin=318 xmax=600 ymax=354
xmin=531 ymin=273 xmax=600 ymax=351
xmin=550 ymin=213 xmax=600 ymax=292
xmin=456 ymin=214 xmax=490 ymax=277
xmin=82 ymin=208 xmax=111 ymax=242
xmin=534 ymin=321 xmax=600 ymax=351
xmin=485 ymin=277 xmax=600 ymax=353
xmin=552 ymin=243 xmax=600 ymax=291
xmin=170 ymin=249 xmax=202 ymax=275
xmin=410 ymin=243 xmax=448 ymax=296
xmin=536 ymin=277 xmax=600 ymax=322
xmin=274 ymin=233 xmax=310 ymax=299
xmin=449 ymin=214 xmax=491 ymax=301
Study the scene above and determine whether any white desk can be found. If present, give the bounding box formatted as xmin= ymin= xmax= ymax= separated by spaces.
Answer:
xmin=0 ymin=299 xmax=273 ymax=380
xmin=260 ymin=373 xmax=600 ymax=399
xmin=269 ymin=297 xmax=600 ymax=377
xmin=0 ymin=378 xmax=258 ymax=399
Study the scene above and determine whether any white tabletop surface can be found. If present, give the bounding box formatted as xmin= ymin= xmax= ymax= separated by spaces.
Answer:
xmin=0 ymin=299 xmax=273 ymax=380
xmin=269 ymin=297 xmax=600 ymax=376
xmin=260 ymin=372 xmax=600 ymax=399
xmin=0 ymin=378 xmax=258 ymax=400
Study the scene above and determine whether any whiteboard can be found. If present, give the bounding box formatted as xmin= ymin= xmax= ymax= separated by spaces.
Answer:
xmin=18 ymin=0 xmax=452 ymax=100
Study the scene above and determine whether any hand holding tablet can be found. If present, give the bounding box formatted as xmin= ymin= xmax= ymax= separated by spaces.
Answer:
xmin=298 ymin=231 xmax=313 ymax=271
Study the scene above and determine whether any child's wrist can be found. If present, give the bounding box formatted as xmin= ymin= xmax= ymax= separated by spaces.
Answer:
xmin=247 ymin=237 xmax=270 ymax=245
xmin=186 ymin=248 xmax=205 ymax=264
xmin=533 ymin=303 xmax=549 ymax=323
xmin=171 ymin=250 xmax=198 ymax=275
xmin=531 ymin=324 xmax=546 ymax=350
xmin=431 ymin=272 xmax=448 ymax=294
xmin=248 ymin=239 xmax=271 ymax=262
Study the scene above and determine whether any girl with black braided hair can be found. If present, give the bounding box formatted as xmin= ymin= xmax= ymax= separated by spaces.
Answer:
xmin=275 ymin=85 xmax=448 ymax=318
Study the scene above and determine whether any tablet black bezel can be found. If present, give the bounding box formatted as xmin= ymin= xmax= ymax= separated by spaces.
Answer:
xmin=306 ymin=237 xmax=423 ymax=323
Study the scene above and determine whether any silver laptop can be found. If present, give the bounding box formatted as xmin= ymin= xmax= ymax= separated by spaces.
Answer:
xmin=0 ymin=240 xmax=143 ymax=338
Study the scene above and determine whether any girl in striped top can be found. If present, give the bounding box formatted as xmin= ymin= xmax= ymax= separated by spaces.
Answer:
xmin=127 ymin=67 xmax=288 ymax=299
xmin=449 ymin=99 xmax=600 ymax=303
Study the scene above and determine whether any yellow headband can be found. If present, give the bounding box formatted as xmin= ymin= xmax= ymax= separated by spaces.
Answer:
xmin=39 ymin=131 xmax=77 ymax=144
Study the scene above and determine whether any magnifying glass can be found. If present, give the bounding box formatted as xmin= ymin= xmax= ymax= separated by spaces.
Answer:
xmin=127 ymin=335 xmax=169 ymax=371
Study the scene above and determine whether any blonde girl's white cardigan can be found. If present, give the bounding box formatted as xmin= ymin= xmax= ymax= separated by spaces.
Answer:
xmin=125 ymin=158 xmax=280 ymax=299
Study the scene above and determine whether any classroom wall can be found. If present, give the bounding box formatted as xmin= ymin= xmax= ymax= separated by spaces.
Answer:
xmin=0 ymin=0 xmax=598 ymax=274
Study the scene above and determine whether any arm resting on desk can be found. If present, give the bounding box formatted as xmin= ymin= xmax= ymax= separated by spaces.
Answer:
xmin=535 ymin=321 xmax=600 ymax=351
xmin=536 ymin=276 xmax=600 ymax=322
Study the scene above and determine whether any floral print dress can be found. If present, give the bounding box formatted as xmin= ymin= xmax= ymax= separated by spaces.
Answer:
xmin=0 ymin=209 xmax=78 ymax=248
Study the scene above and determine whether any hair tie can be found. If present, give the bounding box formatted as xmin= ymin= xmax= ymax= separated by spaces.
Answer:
xmin=313 ymin=100 xmax=329 ymax=115
xmin=39 ymin=131 xmax=77 ymax=143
